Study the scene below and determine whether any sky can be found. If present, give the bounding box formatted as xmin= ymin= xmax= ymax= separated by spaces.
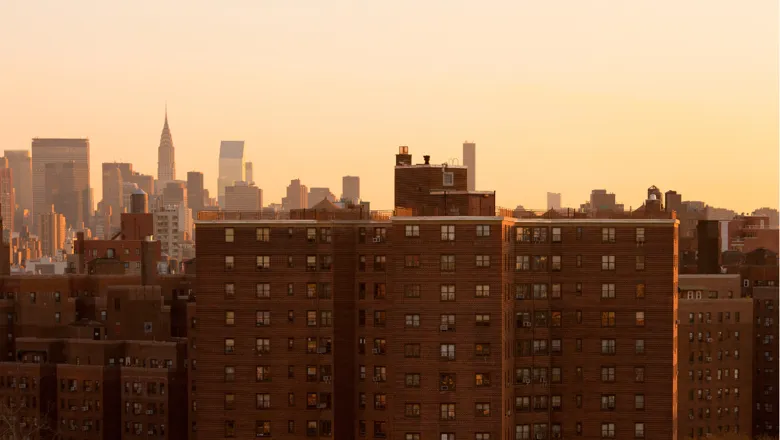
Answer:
xmin=1 ymin=0 xmax=777 ymax=213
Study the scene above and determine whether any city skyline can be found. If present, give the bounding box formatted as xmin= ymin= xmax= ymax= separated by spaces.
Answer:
xmin=1 ymin=1 xmax=776 ymax=213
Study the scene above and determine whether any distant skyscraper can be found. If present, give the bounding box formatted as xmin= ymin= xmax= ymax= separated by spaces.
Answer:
xmin=187 ymin=171 xmax=204 ymax=218
xmin=157 ymin=108 xmax=176 ymax=190
xmin=37 ymin=205 xmax=66 ymax=257
xmin=547 ymin=192 xmax=562 ymax=210
xmin=161 ymin=181 xmax=187 ymax=209
xmin=282 ymin=179 xmax=308 ymax=211
xmin=31 ymin=138 xmax=90 ymax=229
xmin=218 ymin=141 xmax=245 ymax=208
xmin=342 ymin=176 xmax=360 ymax=201
xmin=245 ymin=162 xmax=253 ymax=185
xmin=463 ymin=141 xmax=476 ymax=191
xmin=308 ymin=187 xmax=336 ymax=208
xmin=225 ymin=182 xmax=263 ymax=211
xmin=3 ymin=150 xmax=32 ymax=221
xmin=0 ymin=167 xmax=15 ymax=234
xmin=128 ymin=172 xmax=154 ymax=197
xmin=102 ymin=163 xmax=125 ymax=226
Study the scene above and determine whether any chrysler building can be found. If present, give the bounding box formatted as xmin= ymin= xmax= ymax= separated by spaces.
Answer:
xmin=157 ymin=107 xmax=176 ymax=189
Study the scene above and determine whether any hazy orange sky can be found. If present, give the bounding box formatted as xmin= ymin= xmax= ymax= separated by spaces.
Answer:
xmin=1 ymin=1 xmax=777 ymax=212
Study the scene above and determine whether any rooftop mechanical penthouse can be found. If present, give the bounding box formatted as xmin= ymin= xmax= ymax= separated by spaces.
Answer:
xmin=194 ymin=147 xmax=680 ymax=440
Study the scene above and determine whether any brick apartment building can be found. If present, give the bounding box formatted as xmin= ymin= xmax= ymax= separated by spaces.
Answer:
xmin=0 ymin=236 xmax=196 ymax=440
xmin=677 ymin=274 xmax=753 ymax=439
xmin=194 ymin=147 xmax=680 ymax=440
xmin=753 ymin=286 xmax=779 ymax=437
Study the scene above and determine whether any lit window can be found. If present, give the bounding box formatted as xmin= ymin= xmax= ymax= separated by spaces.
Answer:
xmin=636 ymin=311 xmax=645 ymax=327
xmin=256 ymin=227 xmax=270 ymax=242
xmin=601 ymin=228 xmax=615 ymax=243
xmin=256 ymin=255 xmax=270 ymax=270
xmin=225 ymin=228 xmax=234 ymax=243
xmin=225 ymin=311 xmax=235 ymax=326
xmin=601 ymin=255 xmax=615 ymax=270
xmin=441 ymin=225 xmax=455 ymax=241
xmin=405 ymin=225 xmax=420 ymax=237
xmin=476 ymin=255 xmax=490 ymax=267
xmin=476 ymin=225 xmax=491 ymax=237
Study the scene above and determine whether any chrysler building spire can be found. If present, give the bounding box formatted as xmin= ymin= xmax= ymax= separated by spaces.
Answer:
xmin=157 ymin=105 xmax=176 ymax=190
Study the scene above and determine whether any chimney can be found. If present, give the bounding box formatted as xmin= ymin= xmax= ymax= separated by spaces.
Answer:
xmin=141 ymin=236 xmax=157 ymax=286
xmin=423 ymin=155 xmax=430 ymax=165
xmin=395 ymin=146 xmax=412 ymax=166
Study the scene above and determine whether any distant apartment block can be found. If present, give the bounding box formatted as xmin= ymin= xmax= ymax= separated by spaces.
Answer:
xmin=154 ymin=204 xmax=192 ymax=262
xmin=224 ymin=182 xmax=263 ymax=212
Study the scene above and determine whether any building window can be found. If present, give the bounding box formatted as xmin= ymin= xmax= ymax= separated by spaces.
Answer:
xmin=441 ymin=225 xmax=456 ymax=241
xmin=224 ymin=339 xmax=235 ymax=354
xmin=601 ymin=394 xmax=616 ymax=410
xmin=225 ymin=421 xmax=236 ymax=437
xmin=405 ymin=373 xmax=420 ymax=387
xmin=551 ymin=311 xmax=561 ymax=327
xmin=225 ymin=311 xmax=235 ymax=326
xmin=635 ymin=311 xmax=645 ymax=326
xmin=475 ymin=402 xmax=490 ymax=416
xmin=601 ymin=312 xmax=616 ymax=327
xmin=440 ymin=403 xmax=456 ymax=420
xmin=601 ymin=339 xmax=616 ymax=354
xmin=256 ymin=227 xmax=270 ymax=242
xmin=225 ymin=256 xmax=234 ymax=271
xmin=551 ymin=256 xmax=561 ymax=271
xmin=443 ymin=171 xmax=454 ymax=186
xmin=601 ymin=255 xmax=615 ymax=270
xmin=405 ymin=314 xmax=421 ymax=327
xmin=320 ymin=228 xmax=332 ymax=243
xmin=635 ymin=394 xmax=645 ymax=410
xmin=475 ymin=285 xmax=490 ymax=297
xmin=441 ymin=285 xmax=456 ymax=301
xmin=306 ymin=256 xmax=317 ymax=271
xmin=256 ymin=311 xmax=270 ymax=326
xmin=256 ymin=255 xmax=270 ymax=270
xmin=405 ymin=285 xmax=420 ymax=298
xmin=476 ymin=225 xmax=491 ymax=237
xmin=636 ymin=227 xmax=645 ymax=243
xmin=476 ymin=255 xmax=490 ymax=267
xmin=374 ymin=255 xmax=386 ymax=271
xmin=635 ymin=423 xmax=645 ymax=438
xmin=533 ymin=284 xmax=547 ymax=299
xmin=404 ymin=403 xmax=421 ymax=417
xmin=440 ymin=344 xmax=456 ymax=360
xmin=635 ymin=367 xmax=645 ymax=382
xmin=635 ymin=339 xmax=645 ymax=354
xmin=256 ymin=338 xmax=270 ymax=354
xmin=256 ymin=393 xmax=270 ymax=409
xmin=636 ymin=256 xmax=645 ymax=271
xmin=306 ymin=228 xmax=316 ymax=242
xmin=516 ymin=227 xmax=531 ymax=242
xmin=636 ymin=283 xmax=645 ymax=298
xmin=516 ymin=255 xmax=530 ymax=271
xmin=601 ymin=367 xmax=615 ymax=382
xmin=601 ymin=284 xmax=615 ymax=299
xmin=404 ymin=344 xmax=420 ymax=358
xmin=551 ymin=284 xmax=561 ymax=298
xmin=225 ymin=228 xmax=234 ymax=243
xmin=256 ymin=421 xmax=271 ymax=437
xmin=223 ymin=366 xmax=235 ymax=382
xmin=532 ymin=255 xmax=547 ymax=271
xmin=601 ymin=423 xmax=615 ymax=439
xmin=476 ymin=314 xmax=490 ymax=326
xmin=602 ymin=228 xmax=616 ymax=243
xmin=256 ymin=366 xmax=270 ymax=381
xmin=405 ymin=225 xmax=420 ymax=237
xmin=374 ymin=283 xmax=386 ymax=299
xmin=404 ymin=255 xmax=421 ymax=268
xmin=224 ymin=283 xmax=235 ymax=299
xmin=552 ymin=227 xmax=562 ymax=243
xmin=576 ymin=254 xmax=582 ymax=267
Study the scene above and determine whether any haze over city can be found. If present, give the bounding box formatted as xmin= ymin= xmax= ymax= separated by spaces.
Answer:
xmin=1 ymin=0 xmax=777 ymax=212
